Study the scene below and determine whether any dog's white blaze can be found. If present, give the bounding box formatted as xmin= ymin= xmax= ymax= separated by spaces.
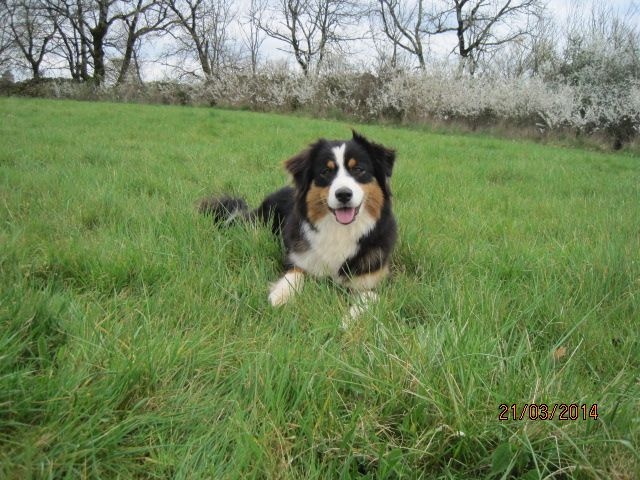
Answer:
xmin=290 ymin=212 xmax=376 ymax=278
xmin=269 ymin=270 xmax=305 ymax=306
xmin=328 ymin=144 xmax=364 ymax=210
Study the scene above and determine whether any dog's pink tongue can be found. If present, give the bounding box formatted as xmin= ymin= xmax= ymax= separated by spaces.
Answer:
xmin=335 ymin=208 xmax=356 ymax=225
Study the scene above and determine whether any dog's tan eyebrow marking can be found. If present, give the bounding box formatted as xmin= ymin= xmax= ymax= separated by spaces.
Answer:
xmin=348 ymin=158 xmax=357 ymax=169
xmin=326 ymin=160 xmax=336 ymax=170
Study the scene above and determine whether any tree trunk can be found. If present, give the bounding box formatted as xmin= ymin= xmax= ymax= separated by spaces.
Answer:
xmin=76 ymin=0 xmax=90 ymax=81
xmin=91 ymin=30 xmax=106 ymax=84
xmin=116 ymin=14 xmax=139 ymax=85
xmin=30 ymin=59 xmax=41 ymax=79
xmin=90 ymin=3 xmax=109 ymax=85
xmin=196 ymin=38 xmax=212 ymax=78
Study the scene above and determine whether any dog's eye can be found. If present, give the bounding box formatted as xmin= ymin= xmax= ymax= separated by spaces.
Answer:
xmin=319 ymin=167 xmax=331 ymax=176
xmin=352 ymin=166 xmax=364 ymax=173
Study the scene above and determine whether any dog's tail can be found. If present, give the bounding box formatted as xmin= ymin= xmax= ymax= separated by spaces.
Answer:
xmin=198 ymin=195 xmax=252 ymax=226
xmin=199 ymin=188 xmax=290 ymax=234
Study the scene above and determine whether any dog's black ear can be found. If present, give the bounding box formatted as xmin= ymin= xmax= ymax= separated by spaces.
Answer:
xmin=284 ymin=139 xmax=326 ymax=188
xmin=284 ymin=148 xmax=311 ymax=187
xmin=352 ymin=130 xmax=395 ymax=178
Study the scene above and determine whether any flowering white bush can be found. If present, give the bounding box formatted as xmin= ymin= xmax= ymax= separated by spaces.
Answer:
xmin=162 ymin=68 xmax=640 ymax=143
xmin=5 ymin=64 xmax=637 ymax=146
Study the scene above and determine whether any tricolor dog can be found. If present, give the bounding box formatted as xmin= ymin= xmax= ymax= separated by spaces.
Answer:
xmin=199 ymin=131 xmax=397 ymax=317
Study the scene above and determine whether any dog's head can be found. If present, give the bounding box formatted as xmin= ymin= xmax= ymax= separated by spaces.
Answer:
xmin=284 ymin=131 xmax=395 ymax=226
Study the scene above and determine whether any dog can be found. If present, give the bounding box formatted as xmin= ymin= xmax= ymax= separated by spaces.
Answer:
xmin=199 ymin=131 xmax=397 ymax=318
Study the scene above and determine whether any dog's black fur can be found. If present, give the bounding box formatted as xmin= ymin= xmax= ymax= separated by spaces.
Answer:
xmin=199 ymin=131 xmax=397 ymax=305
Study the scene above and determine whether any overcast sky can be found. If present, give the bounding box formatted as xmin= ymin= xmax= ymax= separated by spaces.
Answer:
xmin=547 ymin=0 xmax=638 ymax=21
xmin=143 ymin=0 xmax=640 ymax=80
xmin=261 ymin=0 xmax=640 ymax=64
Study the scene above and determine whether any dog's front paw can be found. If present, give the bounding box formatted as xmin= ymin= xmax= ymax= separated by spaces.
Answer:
xmin=268 ymin=283 xmax=291 ymax=307
xmin=342 ymin=291 xmax=378 ymax=328
xmin=268 ymin=270 xmax=305 ymax=307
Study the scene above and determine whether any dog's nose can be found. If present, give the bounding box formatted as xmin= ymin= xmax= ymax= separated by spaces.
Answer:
xmin=335 ymin=188 xmax=353 ymax=204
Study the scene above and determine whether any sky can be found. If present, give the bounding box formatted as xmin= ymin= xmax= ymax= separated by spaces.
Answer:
xmin=137 ymin=0 xmax=640 ymax=80
xmin=11 ymin=0 xmax=637 ymax=80
xmin=548 ymin=0 xmax=638 ymax=17
xmin=257 ymin=0 xmax=639 ymax=65
xmin=529 ymin=0 xmax=640 ymax=27
xmin=420 ymin=0 xmax=639 ymax=60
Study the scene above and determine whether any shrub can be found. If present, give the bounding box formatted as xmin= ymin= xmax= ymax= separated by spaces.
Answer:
xmin=3 ymin=67 xmax=638 ymax=148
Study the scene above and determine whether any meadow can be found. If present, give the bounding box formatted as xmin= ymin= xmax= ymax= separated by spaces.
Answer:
xmin=0 ymin=97 xmax=638 ymax=479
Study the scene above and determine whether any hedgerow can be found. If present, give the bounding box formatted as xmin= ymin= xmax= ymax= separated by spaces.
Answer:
xmin=5 ymin=67 xmax=637 ymax=148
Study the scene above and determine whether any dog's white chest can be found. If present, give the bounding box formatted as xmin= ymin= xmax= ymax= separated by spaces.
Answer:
xmin=289 ymin=214 xmax=375 ymax=278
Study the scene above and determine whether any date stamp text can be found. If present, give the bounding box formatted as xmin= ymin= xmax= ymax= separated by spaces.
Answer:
xmin=498 ymin=403 xmax=599 ymax=421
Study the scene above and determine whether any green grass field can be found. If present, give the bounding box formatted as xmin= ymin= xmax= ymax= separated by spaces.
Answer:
xmin=1 ymin=97 xmax=638 ymax=479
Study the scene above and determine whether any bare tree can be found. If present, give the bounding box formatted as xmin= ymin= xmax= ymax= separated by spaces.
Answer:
xmin=373 ymin=0 xmax=449 ymax=70
xmin=485 ymin=13 xmax=557 ymax=78
xmin=450 ymin=0 xmax=545 ymax=75
xmin=0 ymin=1 xmax=17 ymax=72
xmin=519 ymin=14 xmax=557 ymax=77
xmin=81 ymin=0 xmax=118 ymax=83
xmin=259 ymin=0 xmax=358 ymax=76
xmin=113 ymin=0 xmax=170 ymax=84
xmin=371 ymin=0 xmax=544 ymax=74
xmin=163 ymin=0 xmax=237 ymax=79
xmin=44 ymin=0 xmax=137 ymax=85
xmin=240 ymin=0 xmax=267 ymax=75
xmin=5 ymin=0 xmax=56 ymax=79
xmin=46 ymin=0 xmax=90 ymax=81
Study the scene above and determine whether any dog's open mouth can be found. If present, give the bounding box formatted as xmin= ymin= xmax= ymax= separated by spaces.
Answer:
xmin=331 ymin=206 xmax=360 ymax=225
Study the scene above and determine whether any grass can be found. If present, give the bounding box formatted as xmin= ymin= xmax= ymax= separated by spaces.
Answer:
xmin=0 ymin=97 xmax=638 ymax=479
